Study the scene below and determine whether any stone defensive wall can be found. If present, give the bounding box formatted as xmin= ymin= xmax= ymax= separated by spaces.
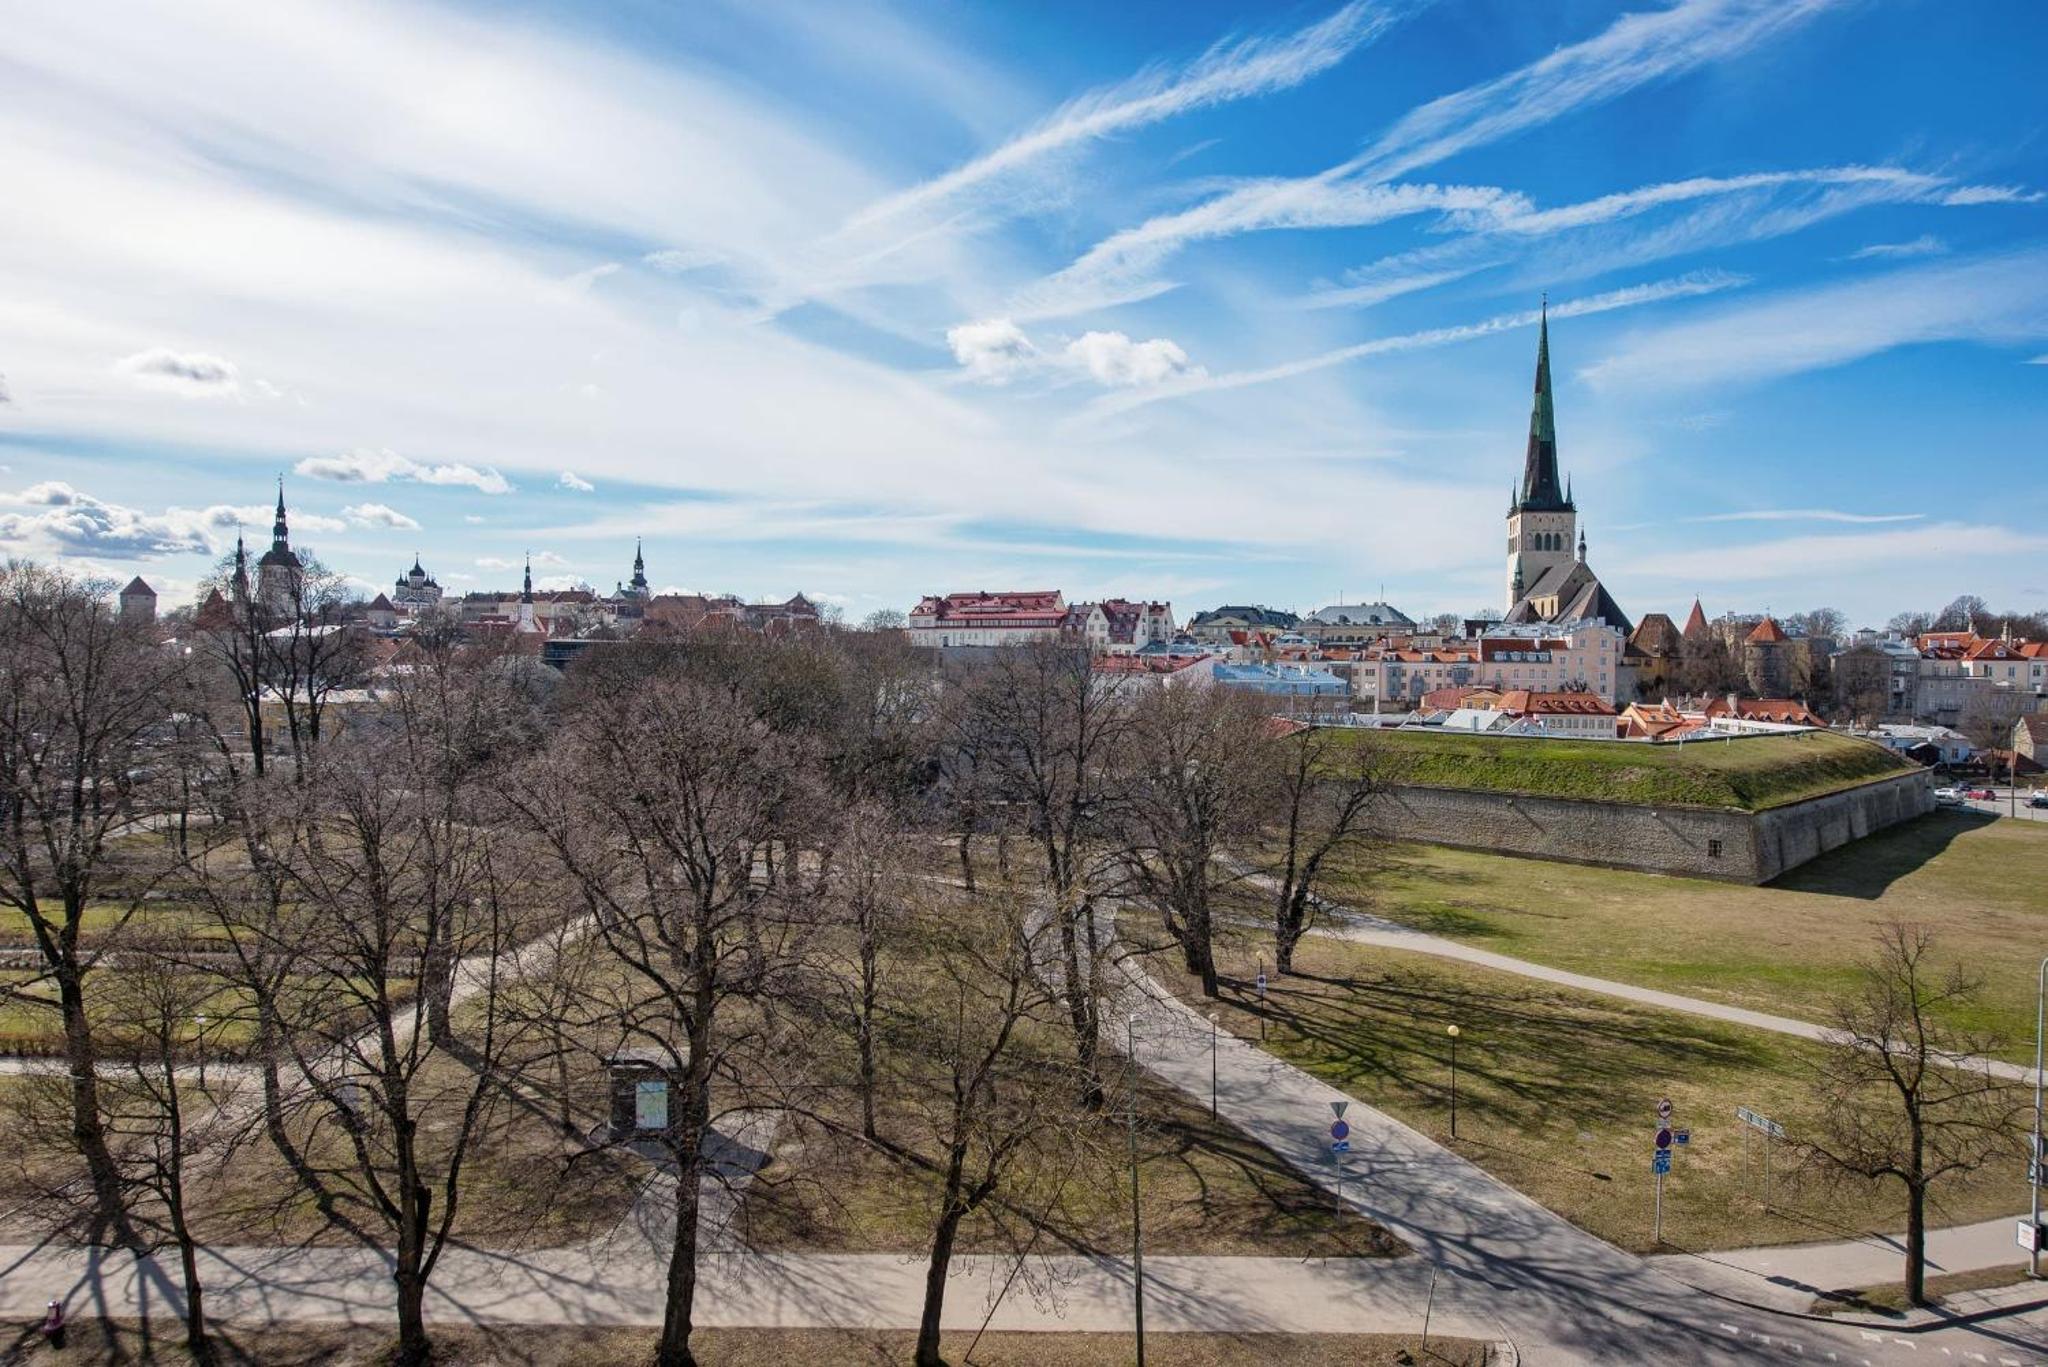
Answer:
xmin=1367 ymin=766 xmax=1934 ymax=884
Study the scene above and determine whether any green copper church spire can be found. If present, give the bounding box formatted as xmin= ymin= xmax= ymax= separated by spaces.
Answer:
xmin=1515 ymin=297 xmax=1571 ymax=512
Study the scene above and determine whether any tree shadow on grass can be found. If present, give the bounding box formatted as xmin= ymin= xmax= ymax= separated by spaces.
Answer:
xmin=1241 ymin=965 xmax=1778 ymax=1139
xmin=1770 ymin=810 xmax=1993 ymax=901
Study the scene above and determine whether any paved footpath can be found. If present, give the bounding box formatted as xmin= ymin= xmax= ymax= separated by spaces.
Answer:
xmin=1109 ymin=930 xmax=2048 ymax=1366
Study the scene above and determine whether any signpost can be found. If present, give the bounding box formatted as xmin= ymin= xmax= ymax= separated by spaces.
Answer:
xmin=1736 ymin=1106 xmax=1786 ymax=1210
xmin=1652 ymin=1106 xmax=1675 ymax=1243
xmin=1331 ymin=1102 xmax=1350 ymax=1214
xmin=1256 ymin=963 xmax=1268 ymax=1042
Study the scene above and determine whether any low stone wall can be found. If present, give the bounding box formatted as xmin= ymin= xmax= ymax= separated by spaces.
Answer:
xmin=1368 ymin=768 xmax=1933 ymax=884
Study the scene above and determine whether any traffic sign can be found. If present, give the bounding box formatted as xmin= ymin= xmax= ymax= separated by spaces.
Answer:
xmin=1256 ymin=972 xmax=1268 ymax=997
xmin=1332 ymin=1138 xmax=1350 ymax=1153
xmin=1652 ymin=1150 xmax=1672 ymax=1175
xmin=1331 ymin=1119 xmax=1351 ymax=1142
xmin=1331 ymin=1100 xmax=1349 ymax=1119
xmin=1655 ymin=1127 xmax=1673 ymax=1151
xmin=1673 ymin=1129 xmax=1690 ymax=1146
xmin=2030 ymin=1160 xmax=2046 ymax=1188
xmin=2020 ymin=1220 xmax=2043 ymax=1252
xmin=1736 ymin=1106 xmax=1785 ymax=1139
xmin=1657 ymin=1097 xmax=1673 ymax=1123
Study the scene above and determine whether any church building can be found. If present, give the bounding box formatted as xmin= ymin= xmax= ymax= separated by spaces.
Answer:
xmin=1501 ymin=306 xmax=1631 ymax=635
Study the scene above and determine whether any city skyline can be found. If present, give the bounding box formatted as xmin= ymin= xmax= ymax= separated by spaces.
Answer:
xmin=1 ymin=0 xmax=2044 ymax=625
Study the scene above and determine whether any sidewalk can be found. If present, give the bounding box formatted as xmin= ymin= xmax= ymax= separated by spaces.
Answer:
xmin=1651 ymin=1214 xmax=2036 ymax=1311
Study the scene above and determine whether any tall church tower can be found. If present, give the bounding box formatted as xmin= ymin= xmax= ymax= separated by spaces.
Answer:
xmin=1504 ymin=301 xmax=1577 ymax=610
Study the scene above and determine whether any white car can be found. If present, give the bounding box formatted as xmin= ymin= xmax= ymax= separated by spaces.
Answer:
xmin=1933 ymin=787 xmax=1964 ymax=806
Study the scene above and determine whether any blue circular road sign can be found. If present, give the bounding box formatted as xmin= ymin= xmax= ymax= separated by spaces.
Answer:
xmin=1331 ymin=1119 xmax=1351 ymax=1141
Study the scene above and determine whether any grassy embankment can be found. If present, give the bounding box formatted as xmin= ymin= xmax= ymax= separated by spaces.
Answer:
xmin=1321 ymin=812 xmax=2048 ymax=1056
xmin=1339 ymin=726 xmax=1911 ymax=810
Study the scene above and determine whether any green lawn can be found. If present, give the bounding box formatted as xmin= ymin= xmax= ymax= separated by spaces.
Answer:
xmin=1338 ymin=727 xmax=1911 ymax=810
xmin=1321 ymin=812 xmax=2048 ymax=1057
xmin=1164 ymin=936 xmax=2025 ymax=1256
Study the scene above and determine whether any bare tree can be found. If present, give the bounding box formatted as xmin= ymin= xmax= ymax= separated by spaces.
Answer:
xmin=957 ymin=642 xmax=1133 ymax=1109
xmin=0 ymin=561 xmax=188 ymax=1247
xmin=511 ymin=645 xmax=828 ymax=1367
xmin=888 ymin=886 xmax=1081 ymax=1367
xmin=1268 ymin=726 xmax=1395 ymax=975
xmin=1797 ymin=924 xmax=2020 ymax=1306
xmin=1112 ymin=685 xmax=1276 ymax=996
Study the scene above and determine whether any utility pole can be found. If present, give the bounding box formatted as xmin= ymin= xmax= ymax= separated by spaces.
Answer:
xmin=1128 ymin=1017 xmax=1145 ymax=1364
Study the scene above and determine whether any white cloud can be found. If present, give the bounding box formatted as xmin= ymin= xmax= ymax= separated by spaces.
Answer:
xmin=0 ymin=481 xmax=347 ymax=558
xmin=1064 ymin=331 xmax=1200 ymax=388
xmin=948 ymin=318 xmax=1200 ymax=388
xmin=557 ymin=470 xmax=596 ymax=492
xmin=477 ymin=551 xmax=569 ymax=570
xmin=1584 ymin=247 xmax=2048 ymax=392
xmin=1846 ymin=234 xmax=1947 ymax=261
xmin=845 ymin=1 xmax=1400 ymax=233
xmin=343 ymin=501 xmax=421 ymax=530
xmin=295 ymin=448 xmax=513 ymax=495
xmin=113 ymin=347 xmax=240 ymax=397
xmin=947 ymin=318 xmax=1039 ymax=382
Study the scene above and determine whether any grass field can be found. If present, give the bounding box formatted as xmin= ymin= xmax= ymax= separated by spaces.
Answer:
xmin=746 ymin=1076 xmax=1401 ymax=1259
xmin=0 ymin=1322 xmax=1487 ymax=1366
xmin=1322 ymin=811 xmax=2048 ymax=1056
xmin=1160 ymin=935 xmax=2025 ymax=1256
xmin=1339 ymin=727 xmax=1910 ymax=810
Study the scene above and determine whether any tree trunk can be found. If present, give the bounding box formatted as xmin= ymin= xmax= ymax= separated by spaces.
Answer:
xmin=655 ymin=1061 xmax=712 ymax=1367
xmin=57 ymin=968 xmax=136 ymax=1248
xmin=857 ymin=956 xmax=879 ymax=1142
xmin=423 ymin=940 xmax=455 ymax=1047
xmin=957 ymin=832 xmax=975 ymax=893
xmin=1059 ymin=897 xmax=1103 ymax=1110
xmin=916 ymin=1152 xmax=970 ymax=1367
xmin=392 ymin=1180 xmax=433 ymax=1367
xmin=1904 ymin=1180 xmax=1927 ymax=1307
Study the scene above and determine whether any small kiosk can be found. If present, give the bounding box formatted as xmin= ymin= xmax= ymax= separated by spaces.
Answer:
xmin=606 ymin=1048 xmax=685 ymax=1142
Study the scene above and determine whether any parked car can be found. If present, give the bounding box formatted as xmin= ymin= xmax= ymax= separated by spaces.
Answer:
xmin=1934 ymin=787 xmax=1963 ymax=806
xmin=2030 ymin=792 xmax=2048 ymax=810
xmin=1964 ymin=787 xmax=1996 ymax=801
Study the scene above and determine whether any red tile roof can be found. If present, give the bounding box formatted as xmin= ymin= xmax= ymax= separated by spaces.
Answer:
xmin=1745 ymin=616 xmax=1788 ymax=644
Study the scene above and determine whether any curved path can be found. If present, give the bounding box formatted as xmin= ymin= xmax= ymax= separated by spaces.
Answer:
xmin=1232 ymin=863 xmax=2040 ymax=1086
xmin=1109 ymin=932 xmax=2048 ymax=1365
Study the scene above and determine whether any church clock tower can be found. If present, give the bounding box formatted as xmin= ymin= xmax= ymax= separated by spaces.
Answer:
xmin=1504 ymin=301 xmax=1577 ymax=610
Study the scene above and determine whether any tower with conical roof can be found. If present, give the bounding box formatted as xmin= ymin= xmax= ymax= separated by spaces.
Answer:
xmin=1504 ymin=301 xmax=1578 ymax=610
xmin=627 ymin=538 xmax=649 ymax=599
xmin=516 ymin=553 xmax=541 ymax=634
xmin=256 ymin=478 xmax=304 ymax=614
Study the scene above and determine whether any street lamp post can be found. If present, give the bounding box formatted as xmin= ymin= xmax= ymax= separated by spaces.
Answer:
xmin=1128 ymin=1017 xmax=1145 ymax=1365
xmin=2032 ymin=957 xmax=2048 ymax=1278
xmin=1447 ymin=1024 xmax=1461 ymax=1140
xmin=1208 ymin=1012 xmax=1220 ymax=1121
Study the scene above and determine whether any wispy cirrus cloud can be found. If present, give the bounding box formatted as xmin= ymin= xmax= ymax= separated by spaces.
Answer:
xmin=1309 ymin=168 xmax=2012 ymax=310
xmin=1683 ymin=509 xmax=1924 ymax=525
xmin=1018 ymin=0 xmax=1842 ymax=320
xmin=844 ymin=1 xmax=1404 ymax=234
xmin=1082 ymin=270 xmax=1746 ymax=420
xmin=1584 ymin=247 xmax=2048 ymax=392
xmin=1846 ymin=234 xmax=1947 ymax=261
xmin=1616 ymin=521 xmax=2047 ymax=585
xmin=295 ymin=448 xmax=514 ymax=495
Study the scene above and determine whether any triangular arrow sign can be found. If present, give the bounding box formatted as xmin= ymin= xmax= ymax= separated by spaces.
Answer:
xmin=1330 ymin=1101 xmax=1349 ymax=1118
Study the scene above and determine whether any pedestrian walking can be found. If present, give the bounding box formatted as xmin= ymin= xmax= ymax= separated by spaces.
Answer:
xmin=41 ymin=1297 xmax=66 ymax=1350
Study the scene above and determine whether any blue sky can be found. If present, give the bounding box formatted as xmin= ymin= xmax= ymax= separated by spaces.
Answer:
xmin=0 ymin=0 xmax=2043 ymax=627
